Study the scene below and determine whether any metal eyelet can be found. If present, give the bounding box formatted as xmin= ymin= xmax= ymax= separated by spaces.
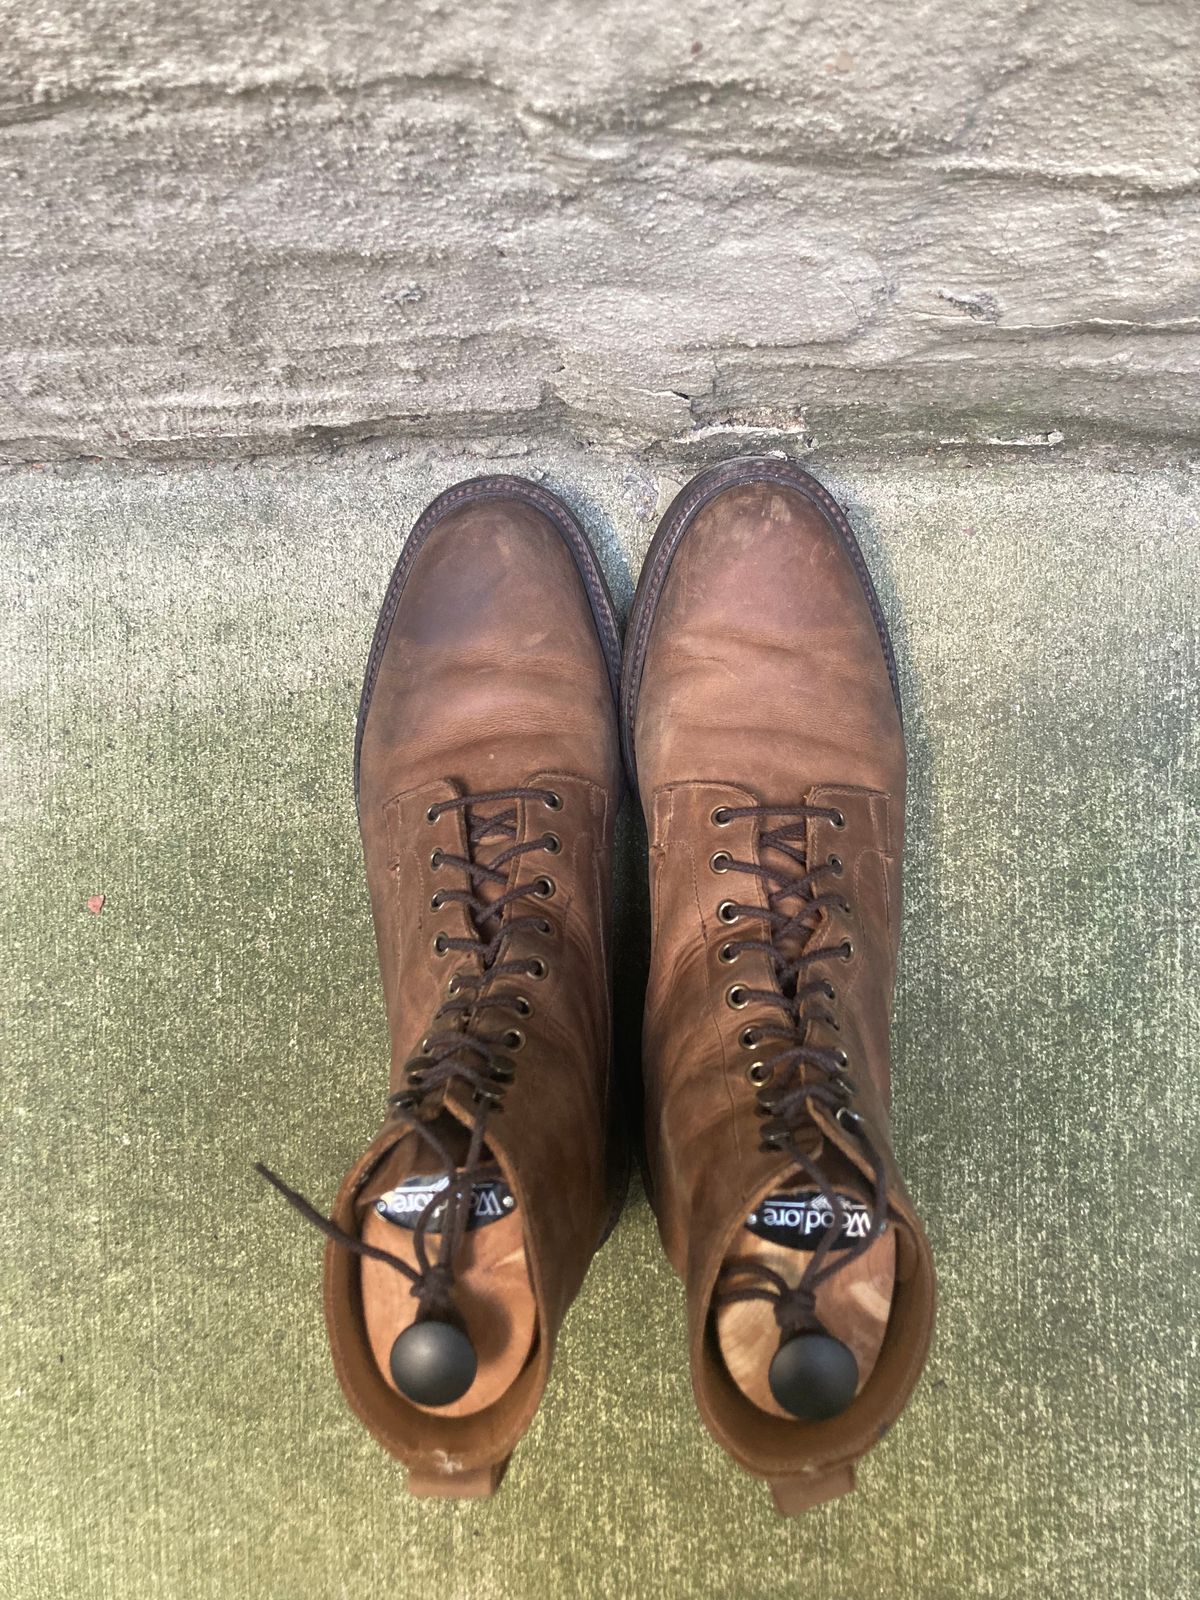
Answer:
xmin=710 ymin=851 xmax=732 ymax=874
xmin=502 ymin=1028 xmax=525 ymax=1051
xmin=725 ymin=984 xmax=750 ymax=1010
xmin=489 ymin=1058 xmax=516 ymax=1084
xmin=839 ymin=899 xmax=852 ymax=915
xmin=543 ymin=792 xmax=563 ymax=811
xmin=717 ymin=900 xmax=739 ymax=925
xmin=430 ymin=849 xmax=444 ymax=870
xmin=830 ymin=809 xmax=846 ymax=829
xmin=718 ymin=942 xmax=740 ymax=964
xmin=406 ymin=1065 xmax=427 ymax=1087
xmin=828 ymin=854 xmax=843 ymax=875
xmin=837 ymin=1075 xmax=858 ymax=1100
xmin=513 ymin=995 xmax=532 ymax=1017
xmin=746 ymin=1060 xmax=773 ymax=1086
xmin=419 ymin=1036 xmax=433 ymax=1054
xmin=426 ymin=805 xmax=440 ymax=824
xmin=711 ymin=807 xmax=733 ymax=827
xmin=836 ymin=1106 xmax=864 ymax=1132
xmin=832 ymin=1047 xmax=849 ymax=1069
xmin=430 ymin=891 xmax=446 ymax=911
xmin=432 ymin=933 xmax=449 ymax=956
xmin=535 ymin=917 xmax=554 ymax=937
xmin=542 ymin=832 xmax=561 ymax=854
xmin=823 ymin=982 xmax=837 ymax=1001
xmin=739 ymin=1025 xmax=760 ymax=1050
xmin=526 ymin=957 xmax=548 ymax=980
xmin=532 ymin=876 xmax=556 ymax=900
xmin=840 ymin=939 xmax=854 ymax=961
xmin=446 ymin=974 xmax=462 ymax=996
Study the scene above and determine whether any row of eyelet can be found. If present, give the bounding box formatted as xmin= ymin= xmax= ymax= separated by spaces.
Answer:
xmin=422 ymin=992 xmax=534 ymax=1030
xmin=713 ymin=808 xmax=853 ymax=1092
xmin=720 ymin=972 xmax=857 ymax=1011
xmin=430 ymin=824 xmax=561 ymax=922
xmin=419 ymin=1002 xmax=534 ymax=1059
xmin=443 ymin=957 xmax=547 ymax=990
xmin=433 ymin=920 xmax=554 ymax=956
xmin=738 ymin=1029 xmax=852 ymax=1090
xmin=433 ymin=881 xmax=555 ymax=908
xmin=721 ymin=943 xmax=852 ymax=1004
xmin=431 ymin=837 xmax=559 ymax=876
xmin=426 ymin=792 xmax=562 ymax=825
xmin=714 ymin=857 xmax=850 ymax=913
xmin=422 ymin=795 xmax=560 ymax=1060
xmin=740 ymin=1038 xmax=861 ymax=1101
xmin=419 ymin=1022 xmax=531 ymax=1050
xmin=712 ymin=805 xmax=845 ymax=830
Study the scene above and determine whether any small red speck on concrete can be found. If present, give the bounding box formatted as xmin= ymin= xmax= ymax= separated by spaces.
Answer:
xmin=86 ymin=895 xmax=106 ymax=915
xmin=691 ymin=40 xmax=703 ymax=56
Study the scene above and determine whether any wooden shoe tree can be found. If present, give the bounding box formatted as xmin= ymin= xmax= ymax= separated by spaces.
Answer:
xmin=356 ymin=1125 xmax=537 ymax=1416
xmin=716 ymin=1167 xmax=895 ymax=1419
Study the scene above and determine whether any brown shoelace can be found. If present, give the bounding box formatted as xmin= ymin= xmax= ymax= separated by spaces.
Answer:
xmin=258 ymin=785 xmax=563 ymax=1325
xmin=709 ymin=803 xmax=889 ymax=1341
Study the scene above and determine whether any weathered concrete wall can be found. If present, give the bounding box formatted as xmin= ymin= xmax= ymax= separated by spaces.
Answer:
xmin=3 ymin=0 xmax=1199 ymax=462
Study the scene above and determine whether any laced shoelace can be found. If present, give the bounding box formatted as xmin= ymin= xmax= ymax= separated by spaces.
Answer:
xmin=257 ymin=785 xmax=562 ymax=1326
xmin=709 ymin=803 xmax=889 ymax=1342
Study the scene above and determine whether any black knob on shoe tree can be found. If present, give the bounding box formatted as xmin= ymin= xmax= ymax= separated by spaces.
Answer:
xmin=389 ymin=1320 xmax=477 ymax=1407
xmin=768 ymin=1332 xmax=859 ymax=1421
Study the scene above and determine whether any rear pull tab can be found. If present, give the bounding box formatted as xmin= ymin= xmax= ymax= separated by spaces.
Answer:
xmin=770 ymin=1463 xmax=857 ymax=1515
xmin=407 ymin=1458 xmax=510 ymax=1500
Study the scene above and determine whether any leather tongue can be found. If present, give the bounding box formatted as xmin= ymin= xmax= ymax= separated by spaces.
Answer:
xmin=356 ymin=1119 xmax=538 ymax=1417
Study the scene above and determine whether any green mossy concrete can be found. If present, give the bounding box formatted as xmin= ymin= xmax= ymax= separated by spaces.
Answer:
xmin=2 ymin=449 xmax=1197 ymax=1599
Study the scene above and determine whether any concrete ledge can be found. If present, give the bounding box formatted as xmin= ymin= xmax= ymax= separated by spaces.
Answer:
xmin=3 ymin=0 xmax=1199 ymax=463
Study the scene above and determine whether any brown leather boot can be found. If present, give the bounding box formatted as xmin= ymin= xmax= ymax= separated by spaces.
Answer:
xmin=621 ymin=458 xmax=936 ymax=1514
xmin=261 ymin=475 xmax=624 ymax=1499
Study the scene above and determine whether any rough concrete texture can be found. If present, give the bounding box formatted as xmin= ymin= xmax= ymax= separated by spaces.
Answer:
xmin=3 ymin=445 xmax=1197 ymax=1600
xmin=3 ymin=0 xmax=1200 ymax=463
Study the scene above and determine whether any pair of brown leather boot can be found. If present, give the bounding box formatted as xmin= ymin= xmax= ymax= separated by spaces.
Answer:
xmin=260 ymin=459 xmax=936 ymax=1514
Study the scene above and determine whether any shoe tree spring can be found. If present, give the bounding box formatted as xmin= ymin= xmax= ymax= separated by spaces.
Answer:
xmin=357 ymin=1124 xmax=537 ymax=1416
